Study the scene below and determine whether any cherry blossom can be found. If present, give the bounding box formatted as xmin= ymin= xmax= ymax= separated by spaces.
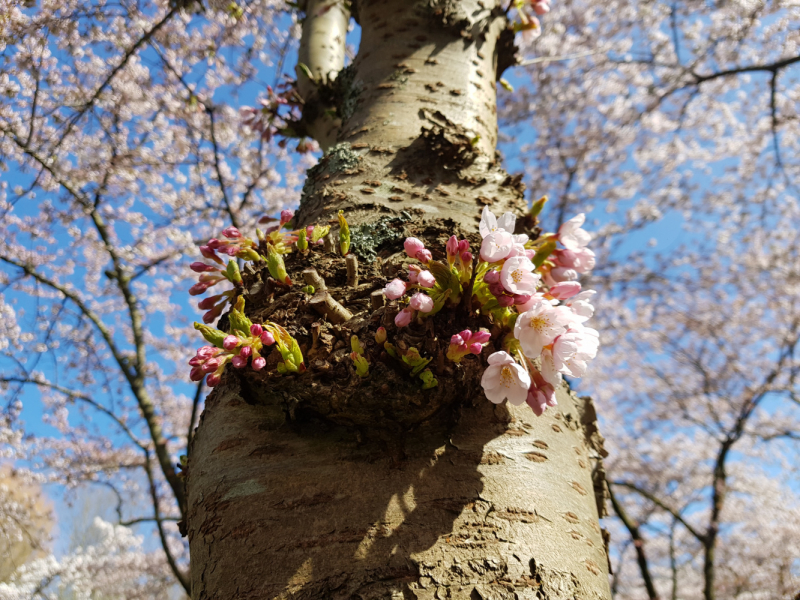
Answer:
xmin=480 ymin=351 xmax=531 ymax=405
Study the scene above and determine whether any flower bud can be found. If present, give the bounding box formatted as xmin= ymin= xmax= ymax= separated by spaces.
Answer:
xmin=514 ymin=293 xmax=533 ymax=305
xmin=460 ymin=251 xmax=473 ymax=264
xmin=551 ymin=267 xmax=578 ymax=282
xmin=394 ymin=307 xmax=414 ymax=327
xmin=469 ymin=342 xmax=483 ymax=355
xmin=450 ymin=334 xmax=464 ymax=346
xmin=206 ymin=373 xmax=222 ymax=387
xmin=408 ymin=264 xmax=421 ymax=283
xmin=189 ymin=356 xmax=203 ymax=366
xmin=375 ymin=327 xmax=387 ymax=344
xmin=232 ymin=356 xmax=247 ymax=369
xmin=280 ymin=209 xmax=295 ymax=226
xmin=223 ymin=335 xmax=239 ymax=350
xmin=458 ymin=239 xmax=469 ymax=253
xmin=497 ymin=294 xmax=515 ymax=307
xmin=446 ymin=236 xmax=458 ymax=258
xmin=410 ymin=292 xmax=434 ymax=313
xmin=417 ymin=270 xmax=435 ymax=288
xmin=383 ymin=278 xmax=407 ymax=300
xmin=189 ymin=282 xmax=211 ymax=296
xmin=459 ymin=330 xmax=473 ymax=342
xmin=207 ymin=238 xmax=222 ymax=249
xmin=197 ymin=296 xmax=219 ymax=310
xmin=404 ymin=237 xmax=425 ymax=259
xmin=202 ymin=307 xmax=222 ymax=324
xmin=261 ymin=331 xmax=276 ymax=346
xmin=472 ymin=330 xmax=491 ymax=344
xmin=416 ymin=249 xmax=432 ymax=263
xmin=202 ymin=357 xmax=222 ymax=373
xmin=239 ymin=345 xmax=253 ymax=359
xmin=190 ymin=262 xmax=216 ymax=273
xmin=222 ymin=226 xmax=241 ymax=239
xmin=199 ymin=245 xmax=219 ymax=262
xmin=250 ymin=324 xmax=264 ymax=337
xmin=252 ymin=356 xmax=266 ymax=371
xmin=197 ymin=346 xmax=218 ymax=359
xmin=488 ymin=281 xmax=505 ymax=297
xmin=189 ymin=366 xmax=205 ymax=381
xmin=484 ymin=269 xmax=500 ymax=284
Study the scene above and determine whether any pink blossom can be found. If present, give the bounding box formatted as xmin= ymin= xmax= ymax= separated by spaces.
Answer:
xmin=549 ymin=281 xmax=581 ymax=300
xmin=207 ymin=374 xmax=222 ymax=387
xmin=408 ymin=264 xmax=421 ymax=283
xmin=514 ymin=297 xmax=572 ymax=359
xmin=417 ymin=270 xmax=435 ymax=288
xmin=550 ymin=266 xmax=578 ymax=283
xmin=555 ymin=247 xmax=596 ymax=273
xmin=532 ymin=0 xmax=550 ymax=15
xmin=410 ymin=293 xmax=434 ymax=313
xmin=395 ymin=307 xmax=414 ymax=327
xmin=239 ymin=345 xmax=252 ymax=359
xmin=484 ymin=269 xmax=500 ymax=284
xmin=558 ymin=214 xmax=591 ymax=250
xmin=190 ymin=262 xmax=217 ymax=273
xmin=222 ymin=226 xmax=241 ymax=239
xmin=383 ymin=278 xmax=407 ymax=300
xmin=404 ymin=237 xmax=425 ymax=259
xmin=190 ymin=367 xmax=204 ymax=382
xmin=479 ymin=207 xmax=516 ymax=238
xmin=480 ymin=230 xmax=514 ymax=262
xmin=416 ymin=249 xmax=432 ymax=263
xmin=252 ymin=357 xmax=266 ymax=371
xmin=261 ymin=331 xmax=276 ymax=346
xmin=446 ymin=236 xmax=459 ymax=259
xmin=500 ymin=256 xmax=539 ymax=295
xmin=232 ymin=356 xmax=247 ymax=369
xmin=481 ymin=351 xmax=531 ymax=405
xmin=250 ymin=324 xmax=263 ymax=337
xmin=223 ymin=335 xmax=239 ymax=350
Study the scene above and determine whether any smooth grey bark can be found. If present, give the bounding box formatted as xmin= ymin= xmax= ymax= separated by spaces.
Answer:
xmin=186 ymin=1 xmax=612 ymax=598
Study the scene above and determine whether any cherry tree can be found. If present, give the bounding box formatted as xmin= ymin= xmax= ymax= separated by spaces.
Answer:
xmin=2 ymin=0 xmax=799 ymax=598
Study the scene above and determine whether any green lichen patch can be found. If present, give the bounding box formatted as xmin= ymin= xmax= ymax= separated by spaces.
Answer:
xmin=350 ymin=211 xmax=413 ymax=263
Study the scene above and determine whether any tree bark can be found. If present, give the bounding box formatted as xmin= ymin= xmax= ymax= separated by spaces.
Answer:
xmin=186 ymin=1 xmax=612 ymax=598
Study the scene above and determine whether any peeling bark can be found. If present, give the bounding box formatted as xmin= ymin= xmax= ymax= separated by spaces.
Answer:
xmin=187 ymin=1 xmax=611 ymax=598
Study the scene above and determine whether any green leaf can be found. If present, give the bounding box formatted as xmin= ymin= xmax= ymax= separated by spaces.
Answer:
xmin=419 ymin=369 xmax=438 ymax=389
xmin=311 ymin=225 xmax=330 ymax=243
xmin=228 ymin=296 xmax=253 ymax=336
xmin=225 ymin=259 xmax=242 ymax=284
xmin=338 ymin=210 xmax=350 ymax=256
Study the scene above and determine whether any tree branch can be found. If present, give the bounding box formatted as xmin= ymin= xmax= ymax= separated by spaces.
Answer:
xmin=612 ymin=480 xmax=705 ymax=543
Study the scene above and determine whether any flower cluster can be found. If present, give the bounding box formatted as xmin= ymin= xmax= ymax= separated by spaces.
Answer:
xmin=446 ymin=329 xmax=491 ymax=363
xmin=190 ymin=297 xmax=304 ymax=386
xmin=475 ymin=207 xmax=598 ymax=415
xmin=383 ymin=235 xmax=471 ymax=327
xmin=511 ymin=0 xmax=553 ymax=42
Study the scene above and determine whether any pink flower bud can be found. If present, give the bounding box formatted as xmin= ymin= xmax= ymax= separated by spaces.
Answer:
xmin=410 ymin=292 xmax=434 ymax=313
xmin=524 ymin=249 xmax=536 ymax=260
xmin=207 ymin=238 xmax=222 ymax=249
xmin=190 ymin=262 xmax=216 ymax=273
xmin=459 ymin=330 xmax=473 ymax=342
xmin=484 ymin=269 xmax=500 ymax=284
xmin=458 ymin=239 xmax=469 ymax=253
xmin=469 ymin=342 xmax=483 ymax=355
xmin=190 ymin=366 xmax=205 ymax=381
xmin=232 ymin=356 xmax=247 ymax=369
xmin=417 ymin=270 xmax=435 ymax=288
xmin=261 ymin=331 xmax=275 ymax=346
xmin=239 ymin=345 xmax=253 ymax=359
xmin=189 ymin=282 xmax=211 ymax=296
xmin=549 ymin=281 xmax=581 ymax=299
xmin=199 ymin=246 xmax=218 ymax=261
xmin=197 ymin=296 xmax=219 ymax=310
xmin=514 ymin=293 xmax=532 ymax=305
xmin=375 ymin=327 xmax=387 ymax=344
xmin=451 ymin=334 xmax=464 ymax=346
xmin=489 ymin=281 xmax=505 ymax=297
xmin=222 ymin=226 xmax=241 ymax=239
xmin=497 ymin=294 xmax=514 ymax=307
xmin=533 ymin=0 xmax=550 ymax=15
xmin=223 ymin=335 xmax=239 ymax=350
xmin=472 ymin=330 xmax=491 ymax=344
xmin=383 ymin=278 xmax=407 ymax=300
xmin=394 ymin=307 xmax=414 ymax=327
xmin=202 ymin=357 xmax=222 ymax=373
xmin=404 ymin=237 xmax=425 ymax=259
xmin=250 ymin=324 xmax=263 ymax=337
xmin=280 ymin=209 xmax=295 ymax=225
xmin=551 ymin=267 xmax=578 ymax=282
xmin=446 ymin=235 xmax=459 ymax=257
xmin=225 ymin=246 xmax=238 ymax=257
xmin=252 ymin=356 xmax=266 ymax=371
xmin=206 ymin=373 xmax=222 ymax=387
xmin=416 ymin=249 xmax=432 ymax=263
xmin=189 ymin=356 xmax=203 ymax=367
xmin=408 ymin=264 xmax=421 ymax=283
xmin=461 ymin=251 xmax=473 ymax=263
xmin=197 ymin=346 xmax=218 ymax=359
xmin=202 ymin=308 xmax=221 ymax=324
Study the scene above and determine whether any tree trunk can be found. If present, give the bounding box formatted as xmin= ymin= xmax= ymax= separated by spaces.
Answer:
xmin=186 ymin=1 xmax=611 ymax=598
